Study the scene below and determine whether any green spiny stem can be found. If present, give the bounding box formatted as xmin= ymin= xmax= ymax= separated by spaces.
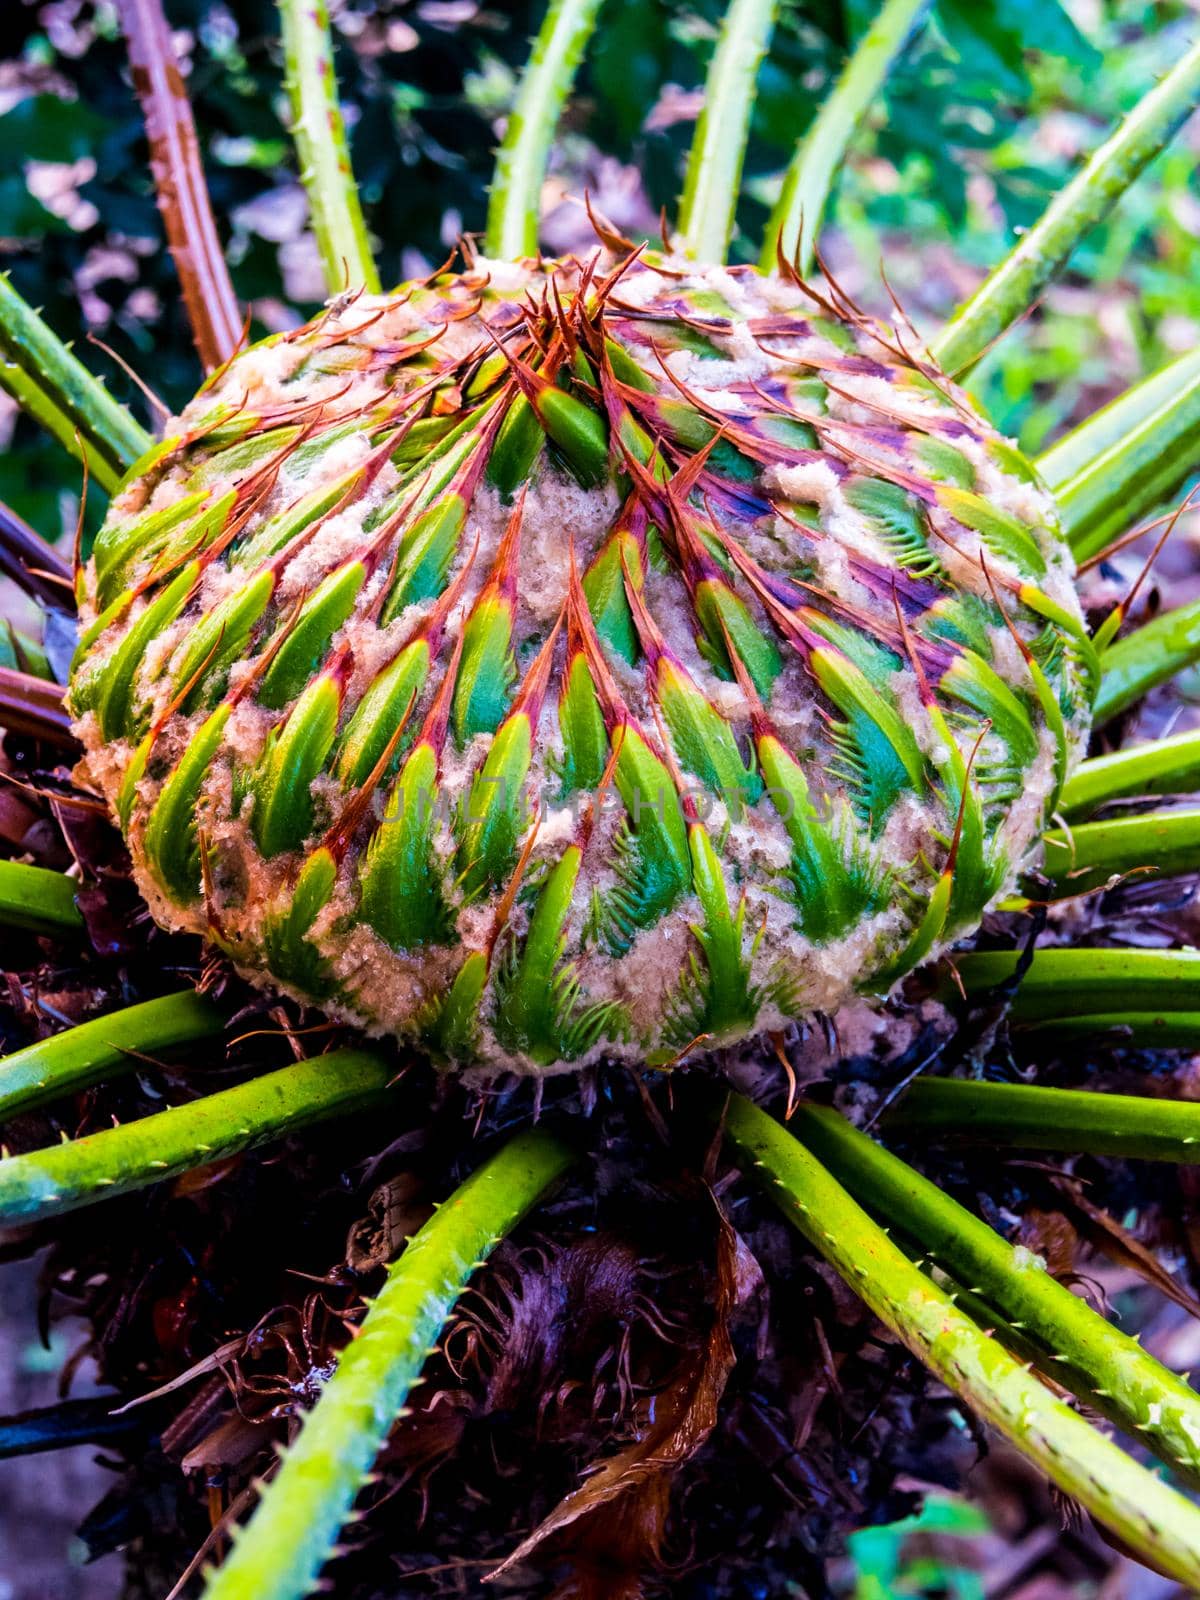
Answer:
xmin=922 ymin=1257 xmax=1192 ymax=1466
xmin=1095 ymin=599 xmax=1200 ymax=726
xmin=0 ymin=275 xmax=151 ymax=493
xmin=1060 ymin=386 xmax=1200 ymax=562
xmin=279 ymin=0 xmax=381 ymax=295
xmin=0 ymin=862 xmax=83 ymax=936
xmin=1040 ymin=347 xmax=1200 ymax=559
xmin=1040 ymin=349 xmax=1200 ymax=491
xmin=484 ymin=0 xmax=604 ymax=259
xmin=1040 ymin=807 xmax=1200 ymax=894
xmin=889 ymin=1078 xmax=1200 ymax=1164
xmin=946 ymin=947 xmax=1200 ymax=1021
xmin=932 ymin=37 xmax=1200 ymax=376
xmin=679 ymin=0 xmax=779 ymax=262
xmin=1061 ymin=730 xmax=1200 ymax=818
xmin=0 ymin=1049 xmax=391 ymax=1224
xmin=718 ymin=1092 xmax=1200 ymax=1586
xmin=792 ymin=1103 xmax=1200 ymax=1485
xmin=760 ymin=0 xmax=928 ymax=273
xmin=0 ymin=991 xmax=223 ymax=1122
xmin=201 ymin=1127 xmax=573 ymax=1600
xmin=0 ymin=361 xmax=102 ymax=489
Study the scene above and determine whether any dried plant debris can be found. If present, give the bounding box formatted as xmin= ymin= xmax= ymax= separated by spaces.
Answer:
xmin=13 ymin=1067 xmax=971 ymax=1598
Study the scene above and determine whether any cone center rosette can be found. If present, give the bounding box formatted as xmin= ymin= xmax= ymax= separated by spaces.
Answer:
xmin=68 ymin=253 xmax=1092 ymax=1073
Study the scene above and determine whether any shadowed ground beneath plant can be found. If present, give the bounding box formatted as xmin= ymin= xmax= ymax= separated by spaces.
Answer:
xmin=0 ymin=1257 xmax=122 ymax=1600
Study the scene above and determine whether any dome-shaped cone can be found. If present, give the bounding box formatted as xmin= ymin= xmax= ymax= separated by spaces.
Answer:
xmin=68 ymin=250 xmax=1091 ymax=1073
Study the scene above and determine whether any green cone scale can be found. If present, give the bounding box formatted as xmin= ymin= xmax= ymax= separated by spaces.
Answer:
xmin=68 ymin=252 xmax=1091 ymax=1072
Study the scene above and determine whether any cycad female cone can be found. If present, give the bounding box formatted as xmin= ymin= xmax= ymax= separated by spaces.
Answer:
xmin=68 ymin=252 xmax=1092 ymax=1072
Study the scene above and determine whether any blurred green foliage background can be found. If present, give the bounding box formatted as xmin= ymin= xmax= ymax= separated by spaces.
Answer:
xmin=1 ymin=0 xmax=1197 ymax=546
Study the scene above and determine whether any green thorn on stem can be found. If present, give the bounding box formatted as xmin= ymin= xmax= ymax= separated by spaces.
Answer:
xmin=889 ymin=1077 xmax=1200 ymax=1165
xmin=279 ymin=0 xmax=381 ymax=295
xmin=1040 ymin=347 xmax=1200 ymax=561
xmin=201 ymin=1126 xmax=573 ymax=1600
xmin=0 ymin=1049 xmax=392 ymax=1224
xmin=0 ymin=861 xmax=84 ymax=937
xmin=718 ymin=1091 xmax=1200 ymax=1587
xmin=0 ymin=275 xmax=151 ymax=493
xmin=791 ymin=1102 xmax=1200 ymax=1485
xmin=484 ymin=0 xmax=604 ymax=260
xmin=1060 ymin=729 xmax=1200 ymax=818
xmin=1094 ymin=598 xmax=1200 ymax=726
xmin=761 ymin=0 xmax=928 ymax=275
xmin=932 ymin=38 xmax=1200 ymax=376
xmin=0 ymin=991 xmax=224 ymax=1123
xmin=679 ymin=0 xmax=780 ymax=264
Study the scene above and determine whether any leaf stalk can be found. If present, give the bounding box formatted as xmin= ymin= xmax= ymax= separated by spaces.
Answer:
xmin=201 ymin=1126 xmax=574 ymax=1600
xmin=718 ymin=1091 xmax=1200 ymax=1585
xmin=933 ymin=39 xmax=1200 ymax=374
